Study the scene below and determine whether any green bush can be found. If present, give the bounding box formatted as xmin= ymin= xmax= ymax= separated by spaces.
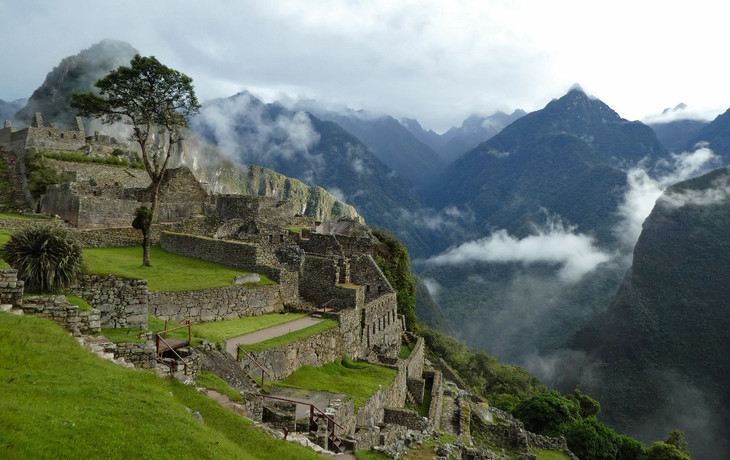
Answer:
xmin=372 ymin=228 xmax=418 ymax=332
xmin=2 ymin=226 xmax=83 ymax=293
xmin=562 ymin=417 xmax=619 ymax=460
xmin=512 ymin=390 xmax=579 ymax=437
xmin=26 ymin=154 xmax=60 ymax=196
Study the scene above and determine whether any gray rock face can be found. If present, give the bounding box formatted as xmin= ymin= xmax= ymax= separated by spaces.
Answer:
xmin=233 ymin=273 xmax=261 ymax=285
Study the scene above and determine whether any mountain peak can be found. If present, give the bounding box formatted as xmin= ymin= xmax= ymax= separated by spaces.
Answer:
xmin=15 ymin=39 xmax=139 ymax=128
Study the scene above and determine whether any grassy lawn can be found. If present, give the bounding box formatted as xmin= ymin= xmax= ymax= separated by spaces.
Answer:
xmin=0 ymin=312 xmax=322 ymax=460
xmin=0 ymin=229 xmax=9 ymax=269
xmin=101 ymin=313 xmax=309 ymax=345
xmin=65 ymin=294 xmax=91 ymax=312
xmin=192 ymin=313 xmax=307 ymax=343
xmin=533 ymin=449 xmax=572 ymax=460
xmin=196 ymin=371 xmax=244 ymax=402
xmin=275 ymin=358 xmax=398 ymax=410
xmin=0 ymin=212 xmax=52 ymax=220
xmin=240 ymin=319 xmax=339 ymax=353
xmin=82 ymin=246 xmax=275 ymax=292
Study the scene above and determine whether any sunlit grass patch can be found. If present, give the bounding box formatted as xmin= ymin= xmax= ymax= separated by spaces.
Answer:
xmin=275 ymin=358 xmax=397 ymax=410
xmin=82 ymin=246 xmax=274 ymax=291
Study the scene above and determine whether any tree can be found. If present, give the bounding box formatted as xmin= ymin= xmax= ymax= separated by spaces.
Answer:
xmin=664 ymin=430 xmax=689 ymax=456
xmin=570 ymin=388 xmax=601 ymax=418
xmin=70 ymin=55 xmax=200 ymax=266
xmin=647 ymin=441 xmax=691 ymax=460
xmin=512 ymin=390 xmax=580 ymax=437
xmin=2 ymin=226 xmax=83 ymax=293
xmin=132 ymin=206 xmax=153 ymax=256
xmin=372 ymin=228 xmax=418 ymax=332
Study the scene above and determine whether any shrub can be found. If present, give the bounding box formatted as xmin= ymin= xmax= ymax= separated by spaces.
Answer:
xmin=2 ymin=226 xmax=83 ymax=293
xmin=512 ymin=390 xmax=579 ymax=437
xmin=26 ymin=154 xmax=60 ymax=196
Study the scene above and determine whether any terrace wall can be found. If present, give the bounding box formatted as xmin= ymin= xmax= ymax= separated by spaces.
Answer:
xmin=149 ymin=284 xmax=284 ymax=323
xmin=69 ymin=275 xmax=148 ymax=329
xmin=159 ymin=231 xmax=299 ymax=307
xmin=21 ymin=294 xmax=101 ymax=336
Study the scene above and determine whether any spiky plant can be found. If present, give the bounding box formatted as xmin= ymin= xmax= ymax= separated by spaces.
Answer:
xmin=2 ymin=226 xmax=83 ymax=293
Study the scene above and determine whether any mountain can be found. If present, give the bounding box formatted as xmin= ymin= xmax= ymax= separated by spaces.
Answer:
xmin=399 ymin=117 xmax=443 ymax=150
xmin=15 ymin=39 xmax=139 ymax=128
xmin=426 ymin=87 xmax=666 ymax=241
xmin=0 ymin=98 xmax=26 ymax=123
xmin=436 ymin=110 xmax=526 ymax=163
xmin=306 ymin=109 xmax=445 ymax=190
xmin=649 ymin=119 xmax=708 ymax=153
xmin=189 ymin=92 xmax=435 ymax=255
xmin=400 ymin=110 xmax=526 ymax=164
xmin=686 ymin=108 xmax=730 ymax=162
xmin=571 ymin=166 xmax=730 ymax=459
xmin=415 ymin=87 xmax=671 ymax=368
xmin=6 ymin=41 xmax=360 ymax=225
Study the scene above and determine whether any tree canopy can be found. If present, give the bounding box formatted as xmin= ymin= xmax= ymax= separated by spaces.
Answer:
xmin=70 ymin=55 xmax=200 ymax=265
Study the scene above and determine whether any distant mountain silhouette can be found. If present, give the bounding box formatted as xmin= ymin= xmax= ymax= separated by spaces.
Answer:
xmin=15 ymin=39 xmax=139 ymax=128
xmin=572 ymin=166 xmax=730 ymax=459
xmin=190 ymin=92 xmax=435 ymax=255
xmin=425 ymin=87 xmax=667 ymax=240
xmin=306 ymin=109 xmax=445 ymax=190
xmin=650 ymin=119 xmax=708 ymax=153
xmin=687 ymin=108 xmax=730 ymax=162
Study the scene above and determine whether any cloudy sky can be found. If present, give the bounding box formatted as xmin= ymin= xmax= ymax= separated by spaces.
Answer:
xmin=2 ymin=0 xmax=728 ymax=132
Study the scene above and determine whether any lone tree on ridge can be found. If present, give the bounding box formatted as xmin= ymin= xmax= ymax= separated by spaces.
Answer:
xmin=71 ymin=55 xmax=200 ymax=266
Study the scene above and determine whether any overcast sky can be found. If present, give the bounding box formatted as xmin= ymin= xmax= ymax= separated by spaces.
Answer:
xmin=2 ymin=0 xmax=728 ymax=132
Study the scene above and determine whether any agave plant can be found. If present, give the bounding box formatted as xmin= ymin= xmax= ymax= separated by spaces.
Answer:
xmin=2 ymin=226 xmax=83 ymax=293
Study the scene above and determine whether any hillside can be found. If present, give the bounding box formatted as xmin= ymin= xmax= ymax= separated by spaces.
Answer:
xmin=686 ymin=108 xmax=730 ymax=162
xmin=571 ymin=166 xmax=730 ymax=459
xmin=15 ymin=40 xmax=138 ymax=129
xmin=190 ymin=92 xmax=436 ymax=255
xmin=304 ymin=109 xmax=444 ymax=190
xmin=415 ymin=87 xmax=668 ymax=367
xmin=0 ymin=312 xmax=322 ymax=460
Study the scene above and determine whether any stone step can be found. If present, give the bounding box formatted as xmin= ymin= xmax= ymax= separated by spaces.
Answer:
xmin=0 ymin=304 xmax=13 ymax=313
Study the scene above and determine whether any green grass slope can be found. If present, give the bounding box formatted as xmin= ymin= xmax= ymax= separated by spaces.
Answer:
xmin=0 ymin=312 xmax=322 ymax=460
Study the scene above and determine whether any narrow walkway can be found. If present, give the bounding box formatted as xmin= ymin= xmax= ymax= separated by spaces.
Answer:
xmin=225 ymin=316 xmax=323 ymax=357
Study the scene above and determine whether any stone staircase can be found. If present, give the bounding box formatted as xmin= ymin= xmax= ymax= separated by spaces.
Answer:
xmin=310 ymin=413 xmax=345 ymax=453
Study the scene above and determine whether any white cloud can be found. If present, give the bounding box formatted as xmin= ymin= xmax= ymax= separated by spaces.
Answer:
xmin=614 ymin=147 xmax=721 ymax=245
xmin=426 ymin=217 xmax=611 ymax=283
xmin=421 ymin=277 xmax=441 ymax=299
xmin=5 ymin=1 xmax=730 ymax=132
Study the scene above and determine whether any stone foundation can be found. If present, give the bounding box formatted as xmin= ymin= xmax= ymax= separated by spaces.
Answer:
xmin=149 ymin=284 xmax=284 ymax=323
xmin=21 ymin=295 xmax=101 ymax=336
xmin=0 ymin=269 xmax=24 ymax=307
xmin=69 ymin=275 xmax=148 ymax=329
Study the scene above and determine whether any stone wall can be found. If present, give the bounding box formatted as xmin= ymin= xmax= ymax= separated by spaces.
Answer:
xmin=301 ymin=232 xmax=375 ymax=258
xmin=361 ymin=293 xmax=400 ymax=359
xmin=356 ymin=361 xmax=407 ymax=427
xmin=383 ymin=408 xmax=429 ymax=431
xmin=242 ymin=325 xmax=346 ymax=381
xmin=159 ymin=231 xmax=298 ymax=307
xmin=69 ymin=275 xmax=148 ymax=329
xmin=300 ymin=255 xmax=362 ymax=310
xmin=426 ymin=370 xmax=444 ymax=429
xmin=406 ymin=337 xmax=425 ymax=381
xmin=114 ymin=342 xmax=157 ymax=369
xmin=21 ymin=294 xmax=101 ymax=336
xmin=41 ymin=184 xmax=211 ymax=229
xmin=0 ymin=269 xmax=24 ymax=307
xmin=349 ymin=255 xmax=394 ymax=304
xmin=0 ymin=216 xmax=217 ymax=249
xmin=149 ymin=284 xmax=284 ymax=323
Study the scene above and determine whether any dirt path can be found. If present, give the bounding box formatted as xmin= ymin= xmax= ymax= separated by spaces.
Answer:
xmin=224 ymin=316 xmax=323 ymax=357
